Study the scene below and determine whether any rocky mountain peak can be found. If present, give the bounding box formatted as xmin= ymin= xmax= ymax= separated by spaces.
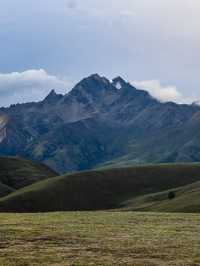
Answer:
xmin=1 ymin=73 xmax=200 ymax=174
xmin=77 ymin=74 xmax=111 ymax=87
xmin=112 ymin=76 xmax=127 ymax=89
xmin=43 ymin=89 xmax=63 ymax=104
xmin=88 ymin=73 xmax=102 ymax=81
xmin=47 ymin=89 xmax=57 ymax=97
xmin=70 ymin=74 xmax=116 ymax=98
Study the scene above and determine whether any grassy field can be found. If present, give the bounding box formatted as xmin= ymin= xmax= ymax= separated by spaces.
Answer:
xmin=0 ymin=212 xmax=200 ymax=266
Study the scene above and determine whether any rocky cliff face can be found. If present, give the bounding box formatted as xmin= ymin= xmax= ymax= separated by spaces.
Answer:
xmin=0 ymin=74 xmax=200 ymax=173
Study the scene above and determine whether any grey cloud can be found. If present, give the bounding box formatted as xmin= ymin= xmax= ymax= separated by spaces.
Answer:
xmin=0 ymin=69 xmax=72 ymax=107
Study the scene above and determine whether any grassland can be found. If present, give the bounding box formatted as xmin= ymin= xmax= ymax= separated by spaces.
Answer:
xmin=0 ymin=212 xmax=200 ymax=266
xmin=122 ymin=180 xmax=200 ymax=213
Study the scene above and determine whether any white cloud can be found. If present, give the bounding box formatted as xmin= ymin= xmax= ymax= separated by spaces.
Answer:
xmin=131 ymin=79 xmax=184 ymax=103
xmin=0 ymin=69 xmax=72 ymax=107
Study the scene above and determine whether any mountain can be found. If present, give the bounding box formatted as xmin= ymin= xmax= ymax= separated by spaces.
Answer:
xmin=0 ymin=74 xmax=200 ymax=173
xmin=0 ymin=156 xmax=57 ymax=197
xmin=1 ymin=163 xmax=200 ymax=212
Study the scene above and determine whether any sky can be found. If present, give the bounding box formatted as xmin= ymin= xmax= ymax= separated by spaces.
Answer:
xmin=0 ymin=0 xmax=200 ymax=106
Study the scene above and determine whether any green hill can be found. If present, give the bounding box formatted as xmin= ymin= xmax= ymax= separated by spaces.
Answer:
xmin=122 ymin=180 xmax=200 ymax=213
xmin=0 ymin=182 xmax=14 ymax=197
xmin=0 ymin=156 xmax=57 ymax=197
xmin=1 ymin=163 xmax=200 ymax=212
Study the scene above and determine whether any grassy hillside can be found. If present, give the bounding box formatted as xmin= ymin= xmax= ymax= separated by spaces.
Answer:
xmin=1 ymin=163 xmax=200 ymax=212
xmin=0 ymin=156 xmax=57 ymax=197
xmin=122 ymin=180 xmax=200 ymax=213
xmin=0 ymin=182 xmax=14 ymax=197
xmin=0 ymin=212 xmax=200 ymax=266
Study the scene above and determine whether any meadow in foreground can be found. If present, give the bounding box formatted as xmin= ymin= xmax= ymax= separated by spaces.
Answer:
xmin=0 ymin=212 xmax=200 ymax=266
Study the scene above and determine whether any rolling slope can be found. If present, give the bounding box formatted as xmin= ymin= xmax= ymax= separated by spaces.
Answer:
xmin=0 ymin=156 xmax=57 ymax=197
xmin=1 ymin=163 xmax=200 ymax=212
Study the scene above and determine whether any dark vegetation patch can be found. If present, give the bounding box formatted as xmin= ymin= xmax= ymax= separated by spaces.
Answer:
xmin=0 ymin=156 xmax=57 ymax=197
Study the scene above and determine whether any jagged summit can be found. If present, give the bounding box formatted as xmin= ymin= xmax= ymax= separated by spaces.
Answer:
xmin=71 ymin=74 xmax=115 ymax=96
xmin=77 ymin=74 xmax=110 ymax=86
xmin=43 ymin=89 xmax=63 ymax=103
xmin=71 ymin=74 xmax=129 ymax=94
xmin=84 ymin=73 xmax=110 ymax=83
xmin=46 ymin=89 xmax=57 ymax=97
xmin=87 ymin=73 xmax=102 ymax=80
xmin=112 ymin=76 xmax=127 ymax=89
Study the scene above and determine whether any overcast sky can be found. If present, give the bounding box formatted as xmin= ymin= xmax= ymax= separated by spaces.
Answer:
xmin=0 ymin=0 xmax=200 ymax=106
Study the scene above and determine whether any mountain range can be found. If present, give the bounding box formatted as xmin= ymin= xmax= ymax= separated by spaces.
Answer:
xmin=0 ymin=74 xmax=200 ymax=173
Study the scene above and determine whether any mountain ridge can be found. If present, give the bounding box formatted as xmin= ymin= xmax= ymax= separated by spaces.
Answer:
xmin=0 ymin=74 xmax=200 ymax=173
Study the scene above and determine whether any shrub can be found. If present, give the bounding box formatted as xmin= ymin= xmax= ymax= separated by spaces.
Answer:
xmin=168 ymin=191 xmax=176 ymax=200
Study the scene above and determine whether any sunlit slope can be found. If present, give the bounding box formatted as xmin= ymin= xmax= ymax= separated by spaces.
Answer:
xmin=123 ymin=180 xmax=200 ymax=213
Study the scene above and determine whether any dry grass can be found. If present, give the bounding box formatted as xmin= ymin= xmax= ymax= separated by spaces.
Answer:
xmin=0 ymin=212 xmax=200 ymax=266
